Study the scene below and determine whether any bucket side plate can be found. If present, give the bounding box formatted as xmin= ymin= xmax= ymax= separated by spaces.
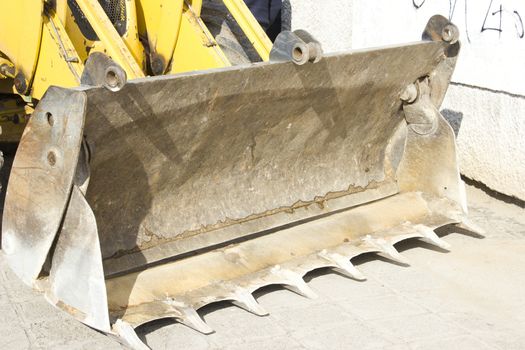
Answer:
xmin=1 ymin=87 xmax=86 ymax=285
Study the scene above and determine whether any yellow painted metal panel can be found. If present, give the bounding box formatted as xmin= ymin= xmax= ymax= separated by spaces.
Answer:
xmin=0 ymin=1 xmax=44 ymax=89
xmin=120 ymin=0 xmax=146 ymax=70
xmin=74 ymin=0 xmax=144 ymax=79
xmin=31 ymin=17 xmax=82 ymax=100
xmin=55 ymin=0 xmax=69 ymax=24
xmin=63 ymin=4 xmax=92 ymax=63
xmin=46 ymin=10 xmax=84 ymax=81
xmin=221 ymin=0 xmax=272 ymax=61
xmin=136 ymin=0 xmax=184 ymax=74
xmin=169 ymin=7 xmax=230 ymax=74
xmin=189 ymin=0 xmax=203 ymax=16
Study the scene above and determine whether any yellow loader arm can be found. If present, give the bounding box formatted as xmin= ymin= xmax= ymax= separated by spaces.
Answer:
xmin=0 ymin=0 xmax=271 ymax=100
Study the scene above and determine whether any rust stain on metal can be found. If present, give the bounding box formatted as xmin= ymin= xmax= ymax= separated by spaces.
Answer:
xmin=104 ymin=180 xmax=388 ymax=261
xmin=56 ymin=300 xmax=87 ymax=319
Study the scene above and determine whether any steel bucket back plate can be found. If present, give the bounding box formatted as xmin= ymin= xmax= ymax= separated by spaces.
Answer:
xmin=80 ymin=41 xmax=449 ymax=276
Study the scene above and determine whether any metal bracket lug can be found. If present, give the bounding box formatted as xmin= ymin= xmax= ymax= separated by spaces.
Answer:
xmin=81 ymin=52 xmax=127 ymax=92
xmin=402 ymin=77 xmax=441 ymax=135
xmin=423 ymin=15 xmax=460 ymax=44
xmin=270 ymin=30 xmax=323 ymax=65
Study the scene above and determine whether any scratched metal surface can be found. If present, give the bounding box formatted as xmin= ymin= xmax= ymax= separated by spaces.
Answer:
xmin=1 ymin=88 xmax=86 ymax=285
xmin=81 ymin=41 xmax=447 ymax=275
xmin=105 ymin=192 xmax=459 ymax=327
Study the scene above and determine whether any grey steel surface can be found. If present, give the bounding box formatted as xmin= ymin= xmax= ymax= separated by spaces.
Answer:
xmin=82 ymin=40 xmax=448 ymax=276
xmin=44 ymin=185 xmax=111 ymax=332
xmin=1 ymin=87 xmax=86 ymax=285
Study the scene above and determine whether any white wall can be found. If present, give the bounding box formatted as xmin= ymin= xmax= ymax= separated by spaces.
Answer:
xmin=290 ymin=0 xmax=525 ymax=200
xmin=288 ymin=0 xmax=353 ymax=52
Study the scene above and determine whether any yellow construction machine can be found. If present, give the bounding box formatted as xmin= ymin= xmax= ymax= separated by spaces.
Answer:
xmin=0 ymin=1 xmax=483 ymax=348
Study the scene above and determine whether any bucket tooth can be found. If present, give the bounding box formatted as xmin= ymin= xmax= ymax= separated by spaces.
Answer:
xmin=318 ymin=250 xmax=366 ymax=281
xmin=230 ymin=291 xmax=269 ymax=316
xmin=414 ymin=224 xmax=451 ymax=250
xmin=271 ymin=266 xmax=318 ymax=299
xmin=113 ymin=319 xmax=150 ymax=350
xmin=363 ymin=236 xmax=410 ymax=265
xmin=166 ymin=301 xmax=214 ymax=334
xmin=283 ymin=281 xmax=319 ymax=300
xmin=179 ymin=308 xmax=214 ymax=334
xmin=335 ymin=243 xmax=379 ymax=260
xmin=456 ymin=219 xmax=486 ymax=237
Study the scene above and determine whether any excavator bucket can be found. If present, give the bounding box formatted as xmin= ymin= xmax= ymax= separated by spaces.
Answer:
xmin=1 ymin=15 xmax=482 ymax=347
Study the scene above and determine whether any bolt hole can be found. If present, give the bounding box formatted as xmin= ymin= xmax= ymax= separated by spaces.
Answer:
xmin=441 ymin=25 xmax=457 ymax=43
xmin=293 ymin=46 xmax=304 ymax=61
xmin=46 ymin=112 xmax=54 ymax=127
xmin=47 ymin=151 xmax=56 ymax=166
xmin=106 ymin=69 xmax=119 ymax=88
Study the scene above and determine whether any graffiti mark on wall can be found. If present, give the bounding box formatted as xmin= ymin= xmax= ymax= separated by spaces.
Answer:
xmin=413 ymin=0 xmax=524 ymax=42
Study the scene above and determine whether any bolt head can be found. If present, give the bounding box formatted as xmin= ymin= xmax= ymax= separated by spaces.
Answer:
xmin=14 ymin=72 xmax=28 ymax=94
xmin=441 ymin=24 xmax=459 ymax=44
